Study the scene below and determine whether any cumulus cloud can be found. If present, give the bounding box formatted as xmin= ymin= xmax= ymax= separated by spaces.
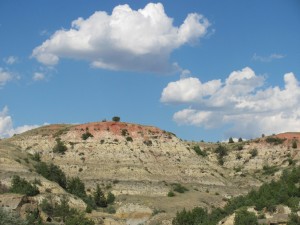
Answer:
xmin=0 ymin=68 xmax=14 ymax=86
xmin=32 ymin=3 xmax=210 ymax=73
xmin=33 ymin=72 xmax=45 ymax=81
xmin=0 ymin=106 xmax=40 ymax=138
xmin=161 ymin=67 xmax=300 ymax=138
xmin=252 ymin=53 xmax=285 ymax=62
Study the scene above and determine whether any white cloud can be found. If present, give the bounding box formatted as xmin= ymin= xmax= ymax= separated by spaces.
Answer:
xmin=32 ymin=3 xmax=210 ymax=73
xmin=0 ymin=106 xmax=40 ymax=138
xmin=161 ymin=67 xmax=300 ymax=138
xmin=4 ymin=56 xmax=18 ymax=65
xmin=0 ymin=68 xmax=14 ymax=86
xmin=252 ymin=53 xmax=285 ymax=62
xmin=33 ymin=72 xmax=45 ymax=81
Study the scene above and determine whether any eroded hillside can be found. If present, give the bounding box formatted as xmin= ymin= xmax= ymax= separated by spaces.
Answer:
xmin=0 ymin=121 xmax=299 ymax=224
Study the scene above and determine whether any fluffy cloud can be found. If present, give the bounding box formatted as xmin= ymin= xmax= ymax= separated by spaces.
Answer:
xmin=0 ymin=106 xmax=40 ymax=138
xmin=252 ymin=53 xmax=285 ymax=62
xmin=161 ymin=67 xmax=300 ymax=138
xmin=32 ymin=3 xmax=210 ymax=73
xmin=0 ymin=68 xmax=14 ymax=86
xmin=33 ymin=72 xmax=45 ymax=81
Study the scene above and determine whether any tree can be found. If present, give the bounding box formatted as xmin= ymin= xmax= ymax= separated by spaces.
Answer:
xmin=112 ymin=116 xmax=120 ymax=122
xmin=10 ymin=175 xmax=39 ymax=196
xmin=67 ymin=177 xmax=86 ymax=199
xmin=234 ymin=208 xmax=258 ymax=225
xmin=53 ymin=138 xmax=67 ymax=154
xmin=292 ymin=141 xmax=297 ymax=149
xmin=106 ymin=192 xmax=115 ymax=204
xmin=238 ymin=137 xmax=243 ymax=142
xmin=35 ymin=162 xmax=67 ymax=189
xmin=228 ymin=137 xmax=234 ymax=143
xmin=93 ymin=184 xmax=107 ymax=208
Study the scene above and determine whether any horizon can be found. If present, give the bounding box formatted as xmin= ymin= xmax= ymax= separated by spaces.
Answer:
xmin=0 ymin=0 xmax=299 ymax=142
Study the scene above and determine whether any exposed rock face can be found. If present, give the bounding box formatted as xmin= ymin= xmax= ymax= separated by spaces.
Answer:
xmin=1 ymin=121 xmax=299 ymax=224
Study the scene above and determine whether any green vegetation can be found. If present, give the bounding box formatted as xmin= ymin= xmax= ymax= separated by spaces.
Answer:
xmin=106 ymin=191 xmax=115 ymax=204
xmin=238 ymin=137 xmax=243 ymax=142
xmin=193 ymin=145 xmax=207 ymax=157
xmin=172 ymin=166 xmax=300 ymax=225
xmin=265 ymin=136 xmax=285 ymax=145
xmin=0 ymin=207 xmax=26 ymax=225
xmin=262 ymin=165 xmax=279 ymax=175
xmin=35 ymin=162 xmax=67 ymax=189
xmin=172 ymin=183 xmax=188 ymax=193
xmin=81 ymin=132 xmax=93 ymax=140
xmin=234 ymin=208 xmax=258 ymax=225
xmin=228 ymin=137 xmax=234 ymax=143
xmin=215 ymin=145 xmax=228 ymax=165
xmin=10 ymin=175 xmax=39 ymax=196
xmin=249 ymin=148 xmax=258 ymax=158
xmin=126 ymin=136 xmax=133 ymax=142
xmin=93 ymin=184 xmax=107 ymax=208
xmin=112 ymin=116 xmax=120 ymax=122
xmin=67 ymin=177 xmax=87 ymax=199
xmin=40 ymin=196 xmax=94 ymax=225
xmin=292 ymin=140 xmax=297 ymax=149
xmin=167 ymin=191 xmax=175 ymax=197
xmin=31 ymin=152 xmax=41 ymax=161
xmin=53 ymin=138 xmax=67 ymax=154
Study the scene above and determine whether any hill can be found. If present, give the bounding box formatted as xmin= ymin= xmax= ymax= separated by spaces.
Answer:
xmin=0 ymin=121 xmax=299 ymax=224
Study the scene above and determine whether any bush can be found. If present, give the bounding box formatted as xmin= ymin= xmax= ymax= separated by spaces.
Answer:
xmin=0 ymin=207 xmax=27 ymax=225
xmin=81 ymin=132 xmax=93 ymax=140
xmin=234 ymin=208 xmax=258 ymax=225
xmin=249 ymin=148 xmax=258 ymax=158
xmin=10 ymin=175 xmax=39 ymax=196
xmin=172 ymin=183 xmax=188 ymax=193
xmin=112 ymin=116 xmax=120 ymax=122
xmin=35 ymin=162 xmax=67 ymax=189
xmin=193 ymin=146 xmax=207 ymax=157
xmin=126 ymin=136 xmax=133 ymax=142
xmin=31 ymin=152 xmax=41 ymax=161
xmin=265 ymin=137 xmax=285 ymax=145
xmin=93 ymin=184 xmax=107 ymax=208
xmin=67 ymin=177 xmax=87 ymax=199
xmin=292 ymin=141 xmax=297 ymax=149
xmin=106 ymin=206 xmax=116 ymax=214
xmin=107 ymin=191 xmax=115 ymax=204
xmin=167 ymin=191 xmax=175 ymax=197
xmin=228 ymin=137 xmax=234 ymax=143
xmin=53 ymin=138 xmax=67 ymax=154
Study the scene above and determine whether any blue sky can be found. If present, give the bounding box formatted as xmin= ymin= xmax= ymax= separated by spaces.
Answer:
xmin=0 ymin=0 xmax=299 ymax=141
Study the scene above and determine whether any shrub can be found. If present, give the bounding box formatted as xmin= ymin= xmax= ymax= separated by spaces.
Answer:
xmin=126 ymin=136 xmax=133 ymax=142
xmin=107 ymin=191 xmax=115 ymax=204
xmin=193 ymin=146 xmax=207 ymax=157
xmin=35 ymin=162 xmax=67 ymax=189
xmin=143 ymin=140 xmax=152 ymax=146
xmin=0 ymin=207 xmax=26 ymax=225
xmin=121 ymin=129 xmax=129 ymax=136
xmin=106 ymin=206 xmax=116 ymax=214
xmin=292 ymin=141 xmax=297 ymax=149
xmin=10 ymin=175 xmax=39 ymax=196
xmin=215 ymin=145 xmax=228 ymax=157
xmin=82 ymin=132 xmax=93 ymax=140
xmin=112 ymin=116 xmax=120 ymax=122
xmin=234 ymin=208 xmax=258 ymax=225
xmin=53 ymin=138 xmax=67 ymax=154
xmin=167 ymin=191 xmax=175 ymax=197
xmin=172 ymin=183 xmax=188 ymax=193
xmin=228 ymin=137 xmax=234 ymax=143
xmin=265 ymin=137 xmax=285 ymax=145
xmin=262 ymin=165 xmax=279 ymax=175
xmin=67 ymin=177 xmax=87 ymax=199
xmin=93 ymin=184 xmax=107 ymax=208
xmin=249 ymin=148 xmax=258 ymax=158
xmin=31 ymin=152 xmax=41 ymax=161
